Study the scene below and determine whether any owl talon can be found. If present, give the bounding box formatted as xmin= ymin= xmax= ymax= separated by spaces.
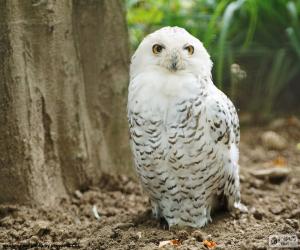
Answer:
xmin=159 ymin=217 xmax=169 ymax=230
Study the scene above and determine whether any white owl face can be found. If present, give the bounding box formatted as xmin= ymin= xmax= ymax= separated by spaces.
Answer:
xmin=130 ymin=27 xmax=213 ymax=80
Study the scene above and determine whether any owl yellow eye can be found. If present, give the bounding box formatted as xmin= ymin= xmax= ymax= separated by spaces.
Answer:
xmin=184 ymin=45 xmax=194 ymax=55
xmin=152 ymin=44 xmax=164 ymax=54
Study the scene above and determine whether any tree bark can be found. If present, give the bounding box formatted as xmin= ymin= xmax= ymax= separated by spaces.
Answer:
xmin=0 ymin=0 xmax=131 ymax=205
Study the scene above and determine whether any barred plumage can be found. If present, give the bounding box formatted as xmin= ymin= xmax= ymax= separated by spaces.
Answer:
xmin=128 ymin=27 xmax=245 ymax=228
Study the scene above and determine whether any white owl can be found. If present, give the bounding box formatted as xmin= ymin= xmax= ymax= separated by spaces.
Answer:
xmin=127 ymin=27 xmax=246 ymax=228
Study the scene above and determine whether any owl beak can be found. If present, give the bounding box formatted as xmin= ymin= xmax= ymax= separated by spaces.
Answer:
xmin=170 ymin=52 xmax=179 ymax=71
xmin=171 ymin=61 xmax=178 ymax=71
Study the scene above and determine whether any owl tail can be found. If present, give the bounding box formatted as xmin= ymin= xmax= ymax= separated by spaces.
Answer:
xmin=224 ymin=163 xmax=248 ymax=213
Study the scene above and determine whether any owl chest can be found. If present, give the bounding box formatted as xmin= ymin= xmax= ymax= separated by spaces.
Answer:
xmin=130 ymin=92 xmax=209 ymax=168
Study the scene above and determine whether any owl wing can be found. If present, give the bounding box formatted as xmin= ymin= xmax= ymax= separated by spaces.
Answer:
xmin=204 ymin=88 xmax=241 ymax=208
xmin=205 ymin=90 xmax=240 ymax=147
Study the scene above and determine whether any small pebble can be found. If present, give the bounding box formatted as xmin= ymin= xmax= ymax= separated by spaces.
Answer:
xmin=286 ymin=219 xmax=299 ymax=229
xmin=291 ymin=208 xmax=300 ymax=218
xmin=33 ymin=221 xmax=51 ymax=236
xmin=191 ymin=230 xmax=205 ymax=242
xmin=136 ymin=231 xmax=142 ymax=239
xmin=29 ymin=235 xmax=39 ymax=243
xmin=269 ymin=206 xmax=284 ymax=215
xmin=282 ymin=224 xmax=294 ymax=233
xmin=215 ymin=243 xmax=225 ymax=250
xmin=261 ymin=131 xmax=287 ymax=150
xmin=74 ymin=190 xmax=83 ymax=199
xmin=177 ymin=230 xmax=189 ymax=241
xmin=249 ymin=179 xmax=264 ymax=189
xmin=253 ymin=209 xmax=263 ymax=220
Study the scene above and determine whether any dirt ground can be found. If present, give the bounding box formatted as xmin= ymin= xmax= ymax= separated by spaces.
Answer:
xmin=0 ymin=117 xmax=300 ymax=250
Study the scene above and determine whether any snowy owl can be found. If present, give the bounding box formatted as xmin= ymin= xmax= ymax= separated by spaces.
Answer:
xmin=127 ymin=27 xmax=246 ymax=228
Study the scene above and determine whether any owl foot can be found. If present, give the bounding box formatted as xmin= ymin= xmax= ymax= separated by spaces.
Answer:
xmin=233 ymin=202 xmax=248 ymax=213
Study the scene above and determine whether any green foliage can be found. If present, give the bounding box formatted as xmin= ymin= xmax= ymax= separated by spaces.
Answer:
xmin=126 ymin=0 xmax=300 ymax=113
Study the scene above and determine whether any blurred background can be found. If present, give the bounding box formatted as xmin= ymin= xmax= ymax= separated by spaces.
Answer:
xmin=126 ymin=0 xmax=300 ymax=118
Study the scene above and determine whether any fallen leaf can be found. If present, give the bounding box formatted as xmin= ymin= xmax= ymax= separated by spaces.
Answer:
xmin=203 ymin=239 xmax=217 ymax=249
xmin=159 ymin=239 xmax=181 ymax=248
xmin=296 ymin=143 xmax=300 ymax=151
xmin=271 ymin=156 xmax=287 ymax=167
xmin=170 ymin=239 xmax=181 ymax=246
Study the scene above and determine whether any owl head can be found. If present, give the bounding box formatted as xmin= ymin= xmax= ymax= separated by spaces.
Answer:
xmin=130 ymin=26 xmax=213 ymax=80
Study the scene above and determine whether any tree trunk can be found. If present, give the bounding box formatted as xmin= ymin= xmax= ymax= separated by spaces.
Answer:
xmin=0 ymin=0 xmax=131 ymax=205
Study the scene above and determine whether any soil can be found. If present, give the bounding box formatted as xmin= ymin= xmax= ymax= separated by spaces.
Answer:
xmin=0 ymin=117 xmax=300 ymax=250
